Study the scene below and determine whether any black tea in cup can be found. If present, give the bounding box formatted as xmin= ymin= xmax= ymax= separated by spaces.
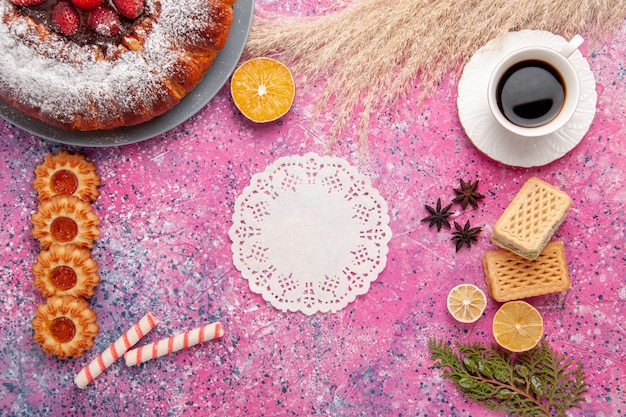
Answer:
xmin=496 ymin=60 xmax=565 ymax=127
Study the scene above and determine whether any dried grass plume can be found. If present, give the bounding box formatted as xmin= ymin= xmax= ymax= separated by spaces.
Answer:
xmin=244 ymin=0 xmax=626 ymax=152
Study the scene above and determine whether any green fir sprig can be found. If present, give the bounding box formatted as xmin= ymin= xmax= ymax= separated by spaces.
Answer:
xmin=428 ymin=338 xmax=588 ymax=416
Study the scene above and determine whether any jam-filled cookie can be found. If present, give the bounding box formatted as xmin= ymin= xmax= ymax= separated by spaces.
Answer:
xmin=32 ymin=295 xmax=99 ymax=359
xmin=33 ymin=244 xmax=100 ymax=299
xmin=31 ymin=195 xmax=100 ymax=249
xmin=33 ymin=151 xmax=101 ymax=202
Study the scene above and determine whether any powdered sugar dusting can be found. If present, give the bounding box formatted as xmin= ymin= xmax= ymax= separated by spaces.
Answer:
xmin=0 ymin=0 xmax=233 ymax=130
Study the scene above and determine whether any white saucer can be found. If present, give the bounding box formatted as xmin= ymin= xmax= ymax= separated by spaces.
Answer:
xmin=457 ymin=30 xmax=597 ymax=167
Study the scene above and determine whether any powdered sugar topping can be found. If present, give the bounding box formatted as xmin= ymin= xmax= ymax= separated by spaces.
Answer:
xmin=0 ymin=0 xmax=231 ymax=129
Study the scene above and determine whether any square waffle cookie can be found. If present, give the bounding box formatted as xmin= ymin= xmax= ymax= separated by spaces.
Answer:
xmin=483 ymin=241 xmax=571 ymax=302
xmin=491 ymin=177 xmax=572 ymax=260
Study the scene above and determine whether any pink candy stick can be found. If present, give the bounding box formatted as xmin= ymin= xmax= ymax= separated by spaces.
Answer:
xmin=74 ymin=312 xmax=159 ymax=389
xmin=124 ymin=322 xmax=224 ymax=367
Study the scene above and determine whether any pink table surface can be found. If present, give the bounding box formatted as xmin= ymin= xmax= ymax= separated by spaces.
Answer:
xmin=1 ymin=1 xmax=625 ymax=416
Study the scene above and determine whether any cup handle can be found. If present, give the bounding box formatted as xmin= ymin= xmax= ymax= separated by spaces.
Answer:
xmin=560 ymin=34 xmax=584 ymax=58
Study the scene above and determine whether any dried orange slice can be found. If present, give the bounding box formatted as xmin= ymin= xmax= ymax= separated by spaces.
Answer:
xmin=446 ymin=284 xmax=487 ymax=323
xmin=230 ymin=57 xmax=295 ymax=123
xmin=492 ymin=300 xmax=544 ymax=352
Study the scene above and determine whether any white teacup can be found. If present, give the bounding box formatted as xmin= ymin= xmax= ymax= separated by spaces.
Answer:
xmin=487 ymin=34 xmax=584 ymax=137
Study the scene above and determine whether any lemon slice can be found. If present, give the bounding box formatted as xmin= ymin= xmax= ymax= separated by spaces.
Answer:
xmin=492 ymin=300 xmax=544 ymax=352
xmin=446 ymin=283 xmax=487 ymax=323
xmin=230 ymin=57 xmax=295 ymax=123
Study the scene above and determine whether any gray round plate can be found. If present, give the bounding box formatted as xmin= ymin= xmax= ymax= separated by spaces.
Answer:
xmin=0 ymin=0 xmax=255 ymax=147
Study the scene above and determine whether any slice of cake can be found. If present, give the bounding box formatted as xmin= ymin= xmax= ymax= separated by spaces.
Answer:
xmin=483 ymin=241 xmax=571 ymax=302
xmin=491 ymin=177 xmax=572 ymax=260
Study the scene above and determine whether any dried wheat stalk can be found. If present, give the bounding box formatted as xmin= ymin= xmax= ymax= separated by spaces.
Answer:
xmin=244 ymin=0 xmax=626 ymax=153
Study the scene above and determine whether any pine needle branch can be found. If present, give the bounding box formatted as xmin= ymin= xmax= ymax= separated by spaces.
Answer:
xmin=428 ymin=338 xmax=588 ymax=417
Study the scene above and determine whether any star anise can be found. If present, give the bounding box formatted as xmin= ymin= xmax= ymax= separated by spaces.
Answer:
xmin=452 ymin=179 xmax=485 ymax=209
xmin=451 ymin=220 xmax=482 ymax=252
xmin=421 ymin=198 xmax=453 ymax=232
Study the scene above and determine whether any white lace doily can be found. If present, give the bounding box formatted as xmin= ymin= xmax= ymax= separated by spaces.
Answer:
xmin=229 ymin=153 xmax=392 ymax=315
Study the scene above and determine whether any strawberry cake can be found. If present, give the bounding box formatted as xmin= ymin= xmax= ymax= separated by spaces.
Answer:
xmin=0 ymin=0 xmax=235 ymax=131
